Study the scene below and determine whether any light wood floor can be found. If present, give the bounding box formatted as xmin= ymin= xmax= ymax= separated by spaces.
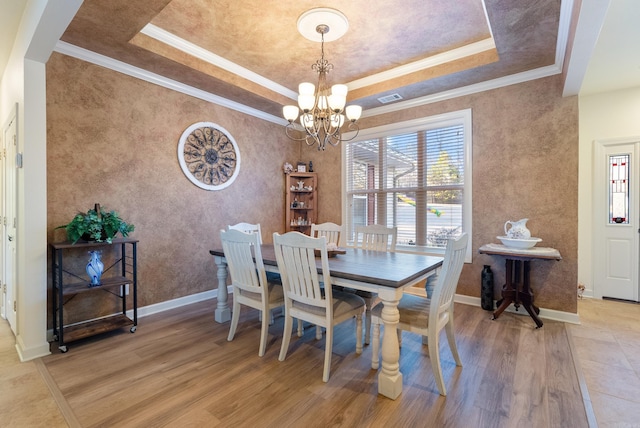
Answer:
xmin=2 ymin=297 xmax=638 ymax=427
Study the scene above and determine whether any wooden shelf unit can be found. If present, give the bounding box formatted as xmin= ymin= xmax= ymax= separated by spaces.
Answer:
xmin=51 ymin=238 xmax=138 ymax=353
xmin=285 ymin=172 xmax=317 ymax=234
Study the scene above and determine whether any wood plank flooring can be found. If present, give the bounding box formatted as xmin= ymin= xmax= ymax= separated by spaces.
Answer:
xmin=39 ymin=300 xmax=588 ymax=427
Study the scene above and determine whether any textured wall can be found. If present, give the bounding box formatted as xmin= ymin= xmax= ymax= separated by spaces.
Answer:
xmin=46 ymin=53 xmax=300 ymax=323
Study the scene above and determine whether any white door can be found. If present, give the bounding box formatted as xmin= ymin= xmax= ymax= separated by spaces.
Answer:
xmin=593 ymin=139 xmax=639 ymax=301
xmin=2 ymin=106 xmax=17 ymax=333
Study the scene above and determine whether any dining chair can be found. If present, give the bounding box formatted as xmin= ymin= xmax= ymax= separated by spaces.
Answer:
xmin=370 ymin=233 xmax=468 ymax=396
xmin=311 ymin=222 xmax=344 ymax=247
xmin=227 ymin=222 xmax=262 ymax=244
xmin=354 ymin=224 xmax=397 ymax=252
xmin=227 ymin=221 xmax=281 ymax=319
xmin=220 ymin=228 xmax=284 ymax=357
xmin=352 ymin=224 xmax=398 ymax=344
xmin=273 ymin=231 xmax=365 ymax=382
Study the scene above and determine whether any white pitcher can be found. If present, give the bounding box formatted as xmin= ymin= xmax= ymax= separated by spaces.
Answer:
xmin=504 ymin=218 xmax=531 ymax=239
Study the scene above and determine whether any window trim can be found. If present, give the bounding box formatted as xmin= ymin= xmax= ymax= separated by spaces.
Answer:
xmin=341 ymin=108 xmax=473 ymax=262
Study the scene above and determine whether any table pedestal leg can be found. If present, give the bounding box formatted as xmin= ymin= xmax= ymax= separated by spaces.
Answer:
xmin=520 ymin=261 xmax=543 ymax=328
xmin=492 ymin=259 xmax=543 ymax=328
xmin=377 ymin=289 xmax=402 ymax=399
xmin=214 ymin=255 xmax=231 ymax=323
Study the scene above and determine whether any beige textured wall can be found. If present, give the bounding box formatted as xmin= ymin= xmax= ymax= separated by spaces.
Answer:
xmin=46 ymin=53 xmax=301 ymax=322
xmin=47 ymin=53 xmax=578 ymax=320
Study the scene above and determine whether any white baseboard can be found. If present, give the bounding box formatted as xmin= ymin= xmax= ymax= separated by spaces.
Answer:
xmin=47 ymin=286 xmax=233 ymax=342
xmin=454 ymin=294 xmax=581 ymax=324
xmin=126 ymin=287 xmax=225 ymax=319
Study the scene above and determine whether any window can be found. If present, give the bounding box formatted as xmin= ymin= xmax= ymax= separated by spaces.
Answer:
xmin=609 ymin=154 xmax=629 ymax=224
xmin=342 ymin=109 xmax=472 ymax=261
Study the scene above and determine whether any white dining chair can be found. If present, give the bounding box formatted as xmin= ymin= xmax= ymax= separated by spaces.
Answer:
xmin=220 ymin=228 xmax=284 ymax=357
xmin=370 ymin=233 xmax=468 ymax=396
xmin=227 ymin=221 xmax=281 ymax=324
xmin=227 ymin=222 xmax=262 ymax=244
xmin=273 ymin=231 xmax=365 ymax=382
xmin=354 ymin=224 xmax=397 ymax=252
xmin=352 ymin=224 xmax=398 ymax=344
xmin=311 ymin=222 xmax=344 ymax=247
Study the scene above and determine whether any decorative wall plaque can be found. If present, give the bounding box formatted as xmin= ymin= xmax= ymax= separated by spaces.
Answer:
xmin=178 ymin=122 xmax=241 ymax=190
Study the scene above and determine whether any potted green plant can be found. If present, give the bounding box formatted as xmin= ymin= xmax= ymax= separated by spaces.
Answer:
xmin=57 ymin=203 xmax=135 ymax=244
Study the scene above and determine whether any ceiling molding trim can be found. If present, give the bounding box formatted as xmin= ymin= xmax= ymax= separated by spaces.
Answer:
xmin=53 ymin=40 xmax=288 ymax=126
xmin=562 ymin=0 xmax=610 ymax=97
xmin=347 ymin=38 xmax=496 ymax=90
xmin=140 ymin=24 xmax=298 ymax=100
xmin=554 ymin=0 xmax=575 ymax=68
xmin=362 ymin=63 xmax=562 ymax=118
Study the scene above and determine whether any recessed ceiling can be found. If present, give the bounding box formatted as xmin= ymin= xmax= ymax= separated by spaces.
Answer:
xmin=3 ymin=0 xmax=639 ymax=120
xmin=57 ymin=0 xmax=558 ymax=120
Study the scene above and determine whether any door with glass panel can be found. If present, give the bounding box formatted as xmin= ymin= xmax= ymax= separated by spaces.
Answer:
xmin=594 ymin=140 xmax=639 ymax=301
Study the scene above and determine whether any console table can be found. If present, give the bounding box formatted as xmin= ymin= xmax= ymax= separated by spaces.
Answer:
xmin=478 ymin=243 xmax=561 ymax=328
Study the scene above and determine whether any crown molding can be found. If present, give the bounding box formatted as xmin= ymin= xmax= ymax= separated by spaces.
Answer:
xmin=362 ymin=63 xmax=562 ymax=119
xmin=348 ymin=38 xmax=496 ymax=91
xmin=140 ymin=24 xmax=298 ymax=101
xmin=53 ymin=40 xmax=288 ymax=126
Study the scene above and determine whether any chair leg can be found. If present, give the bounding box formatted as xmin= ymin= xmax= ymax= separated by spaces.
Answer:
xmin=323 ymin=325 xmax=333 ymax=382
xmin=258 ymin=306 xmax=269 ymax=357
xmin=355 ymin=313 xmax=363 ymax=355
xmin=279 ymin=313 xmax=293 ymax=362
xmin=428 ymin=330 xmax=447 ymax=396
xmin=316 ymin=325 xmax=322 ymax=340
xmin=397 ymin=329 xmax=402 ymax=347
xmin=364 ymin=307 xmax=372 ymax=345
xmin=371 ymin=320 xmax=380 ymax=369
xmin=445 ymin=318 xmax=462 ymax=366
xmin=297 ymin=319 xmax=303 ymax=337
xmin=227 ymin=299 xmax=241 ymax=342
xmin=261 ymin=309 xmax=276 ymax=325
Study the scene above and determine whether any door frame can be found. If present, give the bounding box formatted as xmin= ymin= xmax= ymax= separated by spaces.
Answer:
xmin=2 ymin=103 xmax=18 ymax=331
xmin=592 ymin=136 xmax=640 ymax=301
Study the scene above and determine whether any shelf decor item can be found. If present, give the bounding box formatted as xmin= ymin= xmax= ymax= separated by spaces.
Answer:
xmin=86 ymin=250 xmax=104 ymax=286
xmin=57 ymin=203 xmax=135 ymax=244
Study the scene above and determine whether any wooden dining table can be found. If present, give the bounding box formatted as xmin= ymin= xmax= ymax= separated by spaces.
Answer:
xmin=209 ymin=245 xmax=443 ymax=399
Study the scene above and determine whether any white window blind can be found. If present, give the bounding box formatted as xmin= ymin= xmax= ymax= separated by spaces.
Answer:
xmin=343 ymin=110 xmax=472 ymax=258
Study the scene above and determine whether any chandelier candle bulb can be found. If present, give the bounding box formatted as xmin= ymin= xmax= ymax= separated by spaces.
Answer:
xmin=299 ymin=82 xmax=315 ymax=95
xmin=283 ymin=105 xmax=300 ymax=121
xmin=346 ymin=105 xmax=362 ymax=121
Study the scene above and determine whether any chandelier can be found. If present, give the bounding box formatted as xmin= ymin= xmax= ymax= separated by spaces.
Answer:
xmin=283 ymin=9 xmax=362 ymax=151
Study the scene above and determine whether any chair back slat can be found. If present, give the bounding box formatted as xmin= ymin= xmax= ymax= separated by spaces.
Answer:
xmin=273 ymin=231 xmax=331 ymax=310
xmin=220 ymin=229 xmax=266 ymax=295
xmin=355 ymin=225 xmax=397 ymax=252
xmin=430 ymin=233 xmax=468 ymax=326
xmin=311 ymin=222 xmax=344 ymax=247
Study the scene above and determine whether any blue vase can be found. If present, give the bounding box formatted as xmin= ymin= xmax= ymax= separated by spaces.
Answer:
xmin=86 ymin=250 xmax=104 ymax=286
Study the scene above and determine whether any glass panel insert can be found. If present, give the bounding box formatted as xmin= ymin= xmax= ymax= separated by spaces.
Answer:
xmin=609 ymin=154 xmax=629 ymax=224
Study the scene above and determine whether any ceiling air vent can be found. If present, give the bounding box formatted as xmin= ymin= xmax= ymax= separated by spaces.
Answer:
xmin=377 ymin=93 xmax=403 ymax=104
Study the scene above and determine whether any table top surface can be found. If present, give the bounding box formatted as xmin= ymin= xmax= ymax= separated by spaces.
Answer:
xmin=478 ymin=243 xmax=562 ymax=260
xmin=210 ymin=245 xmax=443 ymax=289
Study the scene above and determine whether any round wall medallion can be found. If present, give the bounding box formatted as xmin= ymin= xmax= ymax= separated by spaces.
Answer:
xmin=178 ymin=122 xmax=241 ymax=191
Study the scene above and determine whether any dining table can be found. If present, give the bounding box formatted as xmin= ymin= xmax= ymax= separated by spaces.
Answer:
xmin=209 ymin=244 xmax=443 ymax=399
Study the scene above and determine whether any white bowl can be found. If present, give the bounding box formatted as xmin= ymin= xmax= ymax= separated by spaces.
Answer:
xmin=497 ymin=236 xmax=542 ymax=249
